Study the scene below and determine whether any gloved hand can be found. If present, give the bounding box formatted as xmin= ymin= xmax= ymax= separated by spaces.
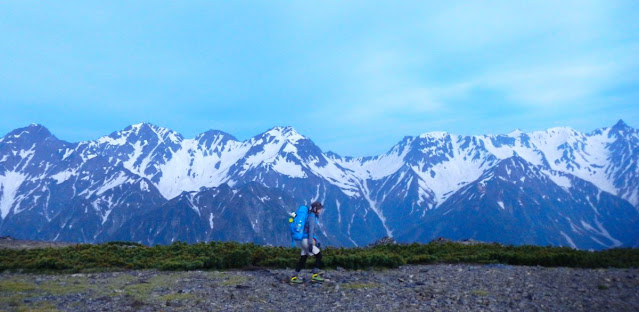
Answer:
xmin=316 ymin=242 xmax=321 ymax=248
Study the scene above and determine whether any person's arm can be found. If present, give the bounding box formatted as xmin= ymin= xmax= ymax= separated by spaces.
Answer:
xmin=313 ymin=215 xmax=320 ymax=246
xmin=307 ymin=215 xmax=316 ymax=251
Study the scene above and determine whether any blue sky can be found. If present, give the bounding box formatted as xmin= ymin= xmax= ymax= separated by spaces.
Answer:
xmin=1 ymin=1 xmax=638 ymax=156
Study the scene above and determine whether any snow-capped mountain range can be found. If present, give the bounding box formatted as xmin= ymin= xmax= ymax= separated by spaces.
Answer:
xmin=0 ymin=120 xmax=637 ymax=250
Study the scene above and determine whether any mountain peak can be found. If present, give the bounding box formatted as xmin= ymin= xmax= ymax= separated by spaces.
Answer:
xmin=418 ymin=131 xmax=449 ymax=139
xmin=3 ymin=124 xmax=54 ymax=142
xmin=545 ymin=126 xmax=577 ymax=134
xmin=485 ymin=153 xmax=544 ymax=182
xmin=268 ymin=125 xmax=297 ymax=133
xmin=263 ymin=126 xmax=306 ymax=143
xmin=614 ymin=119 xmax=628 ymax=128
xmin=502 ymin=153 xmax=529 ymax=166
xmin=609 ymin=119 xmax=635 ymax=138
xmin=196 ymin=129 xmax=237 ymax=142
xmin=95 ymin=123 xmax=183 ymax=146
xmin=25 ymin=123 xmax=52 ymax=134
xmin=507 ymin=129 xmax=524 ymax=137
xmin=130 ymin=122 xmax=176 ymax=136
xmin=611 ymin=119 xmax=632 ymax=132
xmin=127 ymin=123 xmax=183 ymax=142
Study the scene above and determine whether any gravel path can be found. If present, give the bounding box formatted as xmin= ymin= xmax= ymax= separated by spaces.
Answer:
xmin=1 ymin=264 xmax=638 ymax=311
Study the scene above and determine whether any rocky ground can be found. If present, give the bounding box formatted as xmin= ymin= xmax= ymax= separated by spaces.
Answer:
xmin=0 ymin=264 xmax=637 ymax=311
xmin=0 ymin=236 xmax=76 ymax=250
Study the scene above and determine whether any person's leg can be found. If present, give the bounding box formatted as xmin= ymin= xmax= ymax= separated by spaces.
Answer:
xmin=290 ymin=240 xmax=309 ymax=284
xmin=311 ymin=248 xmax=324 ymax=282
xmin=313 ymin=252 xmax=322 ymax=272
xmin=295 ymin=255 xmax=308 ymax=273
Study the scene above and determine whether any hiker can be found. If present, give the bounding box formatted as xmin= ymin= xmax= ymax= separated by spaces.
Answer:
xmin=290 ymin=201 xmax=324 ymax=284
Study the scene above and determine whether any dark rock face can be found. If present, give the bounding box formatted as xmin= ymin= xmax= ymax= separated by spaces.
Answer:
xmin=109 ymin=183 xmax=303 ymax=246
xmin=0 ymin=121 xmax=638 ymax=249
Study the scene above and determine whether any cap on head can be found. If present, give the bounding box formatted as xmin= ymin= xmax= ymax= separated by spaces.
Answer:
xmin=311 ymin=201 xmax=324 ymax=212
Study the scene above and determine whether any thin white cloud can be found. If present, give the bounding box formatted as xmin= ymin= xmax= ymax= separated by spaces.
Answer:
xmin=480 ymin=63 xmax=614 ymax=106
xmin=461 ymin=43 xmax=639 ymax=106
xmin=310 ymin=1 xmax=637 ymax=113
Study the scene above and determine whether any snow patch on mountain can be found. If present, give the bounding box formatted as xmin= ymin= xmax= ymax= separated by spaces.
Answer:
xmin=413 ymin=158 xmax=486 ymax=205
xmin=265 ymin=126 xmax=306 ymax=143
xmin=96 ymin=135 xmax=128 ymax=146
xmin=419 ymin=131 xmax=448 ymax=139
xmin=336 ymin=144 xmax=411 ymax=180
xmin=51 ymin=170 xmax=76 ymax=184
xmin=18 ymin=145 xmax=36 ymax=168
xmin=410 ymin=136 xmax=493 ymax=205
xmin=594 ymin=218 xmax=622 ymax=248
xmin=356 ymin=179 xmax=392 ymax=237
xmin=96 ymin=173 xmax=130 ymax=196
xmin=186 ymin=193 xmax=200 ymax=216
xmin=61 ymin=148 xmax=74 ymax=160
xmin=497 ymin=201 xmax=505 ymax=210
xmin=307 ymin=157 xmax=360 ymax=197
xmin=529 ymin=127 xmax=616 ymax=194
xmin=151 ymin=139 xmax=249 ymax=199
xmin=0 ymin=172 xmax=26 ymax=218
xmin=122 ymin=141 xmax=146 ymax=171
xmin=272 ymin=156 xmax=306 ymax=178
xmin=243 ymin=142 xmax=287 ymax=170
xmin=560 ymin=231 xmax=578 ymax=249
xmin=543 ymin=171 xmax=572 ymax=190
xmin=140 ymin=180 xmax=149 ymax=192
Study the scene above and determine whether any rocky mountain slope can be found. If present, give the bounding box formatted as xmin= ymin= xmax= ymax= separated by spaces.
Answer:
xmin=0 ymin=121 xmax=637 ymax=249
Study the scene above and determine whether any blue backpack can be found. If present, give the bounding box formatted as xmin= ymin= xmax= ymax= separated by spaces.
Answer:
xmin=288 ymin=205 xmax=309 ymax=246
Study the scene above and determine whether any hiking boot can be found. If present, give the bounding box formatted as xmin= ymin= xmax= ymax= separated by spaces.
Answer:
xmin=311 ymin=268 xmax=325 ymax=275
xmin=311 ymin=273 xmax=325 ymax=283
xmin=289 ymin=276 xmax=303 ymax=285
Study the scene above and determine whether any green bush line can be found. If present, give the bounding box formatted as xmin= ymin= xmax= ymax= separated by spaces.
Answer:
xmin=0 ymin=241 xmax=637 ymax=273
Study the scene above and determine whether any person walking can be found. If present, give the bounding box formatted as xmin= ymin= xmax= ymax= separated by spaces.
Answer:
xmin=290 ymin=201 xmax=325 ymax=284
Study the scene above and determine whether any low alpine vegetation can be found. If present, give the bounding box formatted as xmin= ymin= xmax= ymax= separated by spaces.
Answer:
xmin=0 ymin=241 xmax=637 ymax=273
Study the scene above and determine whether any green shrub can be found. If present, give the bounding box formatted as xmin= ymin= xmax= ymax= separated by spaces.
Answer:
xmin=159 ymin=259 xmax=204 ymax=271
xmin=31 ymin=256 xmax=71 ymax=270
xmin=407 ymin=254 xmax=437 ymax=264
xmin=1 ymin=240 xmax=637 ymax=273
